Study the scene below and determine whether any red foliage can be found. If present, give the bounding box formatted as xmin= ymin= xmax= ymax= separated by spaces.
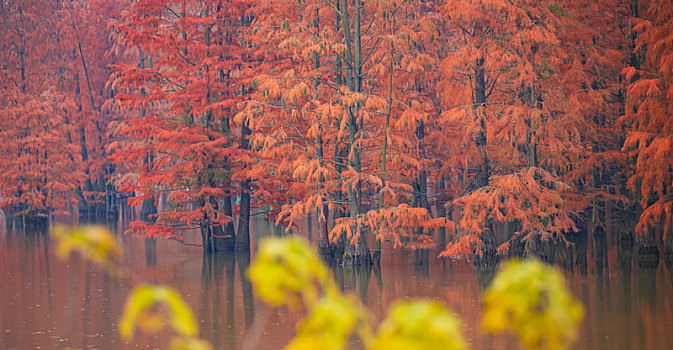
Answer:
xmin=108 ymin=0 xmax=260 ymax=245
xmin=621 ymin=0 xmax=673 ymax=241
xmin=0 ymin=0 xmax=117 ymax=216
xmin=3 ymin=0 xmax=672 ymax=259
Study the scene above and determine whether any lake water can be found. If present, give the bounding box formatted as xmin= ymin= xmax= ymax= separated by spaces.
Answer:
xmin=1 ymin=213 xmax=673 ymax=349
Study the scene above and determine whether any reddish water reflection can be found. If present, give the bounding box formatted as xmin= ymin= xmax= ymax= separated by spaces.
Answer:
xmin=1 ymin=214 xmax=673 ymax=349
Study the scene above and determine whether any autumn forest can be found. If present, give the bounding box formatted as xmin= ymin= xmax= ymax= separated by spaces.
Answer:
xmin=1 ymin=0 xmax=673 ymax=267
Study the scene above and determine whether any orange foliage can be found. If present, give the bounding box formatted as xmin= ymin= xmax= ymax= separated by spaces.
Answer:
xmin=108 ymin=0 xmax=261 ymax=242
xmin=438 ymin=0 xmax=628 ymax=257
xmin=239 ymin=0 xmax=447 ymax=253
xmin=5 ymin=0 xmax=670 ymax=260
xmin=622 ymin=0 xmax=673 ymax=241
xmin=0 ymin=0 xmax=118 ymax=216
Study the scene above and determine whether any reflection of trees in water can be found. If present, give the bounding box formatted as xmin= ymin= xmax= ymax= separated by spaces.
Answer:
xmin=414 ymin=249 xmax=429 ymax=279
xmin=475 ymin=261 xmax=498 ymax=290
xmin=7 ymin=214 xmax=673 ymax=349
xmin=373 ymin=263 xmax=382 ymax=297
xmin=330 ymin=262 xmax=346 ymax=293
xmin=637 ymin=238 xmax=660 ymax=270
xmin=81 ymin=261 xmax=91 ymax=349
xmin=568 ymin=231 xmax=588 ymax=275
xmin=197 ymin=252 xmax=256 ymax=349
xmin=636 ymin=263 xmax=658 ymax=349
xmin=264 ymin=219 xmax=286 ymax=238
xmin=0 ymin=210 xmax=7 ymax=239
xmin=617 ymin=242 xmax=634 ymax=350
xmin=224 ymin=254 xmax=236 ymax=349
xmin=593 ymin=227 xmax=610 ymax=304
xmin=306 ymin=214 xmax=312 ymax=243
xmin=237 ymin=252 xmax=255 ymax=327
xmin=343 ymin=265 xmax=372 ymax=302
xmin=144 ymin=238 xmax=156 ymax=267
xmin=199 ymin=253 xmax=236 ymax=349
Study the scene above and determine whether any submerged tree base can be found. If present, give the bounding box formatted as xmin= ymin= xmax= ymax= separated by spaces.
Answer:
xmin=636 ymin=240 xmax=660 ymax=269
xmin=372 ymin=249 xmax=382 ymax=265
xmin=342 ymin=250 xmax=372 ymax=266
xmin=18 ymin=213 xmax=49 ymax=229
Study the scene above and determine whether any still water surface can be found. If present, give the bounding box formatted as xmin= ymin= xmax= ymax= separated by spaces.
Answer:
xmin=1 ymin=214 xmax=673 ymax=349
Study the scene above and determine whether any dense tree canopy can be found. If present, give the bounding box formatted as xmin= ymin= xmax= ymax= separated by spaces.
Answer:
xmin=1 ymin=0 xmax=672 ymax=262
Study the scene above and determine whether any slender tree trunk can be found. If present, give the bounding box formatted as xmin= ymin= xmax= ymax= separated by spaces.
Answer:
xmin=343 ymin=0 xmax=370 ymax=265
xmin=69 ymin=5 xmax=101 ymax=216
xmin=473 ymin=55 xmax=495 ymax=262
xmin=235 ymin=120 xmax=252 ymax=251
xmin=74 ymin=73 xmax=89 ymax=162
xmin=473 ymin=58 xmax=489 ymax=189
xmin=18 ymin=4 xmax=26 ymax=93
xmin=437 ymin=177 xmax=448 ymax=247
xmin=330 ymin=2 xmax=347 ymax=258
xmin=335 ymin=0 xmax=343 ymax=86
xmin=340 ymin=0 xmax=354 ymax=91
xmin=414 ymin=120 xmax=429 ymax=211
xmin=317 ymin=123 xmax=332 ymax=257
xmin=203 ymin=4 xmax=232 ymax=253
xmin=310 ymin=9 xmax=331 ymax=258
xmin=374 ymin=42 xmax=395 ymax=264
xmin=215 ymin=2 xmax=237 ymax=249
xmin=236 ymin=182 xmax=251 ymax=251
xmin=201 ymin=219 xmax=213 ymax=253
xmin=139 ymin=149 xmax=156 ymax=222
xmin=222 ymin=195 xmax=236 ymax=246
xmin=68 ymin=3 xmax=96 ymax=112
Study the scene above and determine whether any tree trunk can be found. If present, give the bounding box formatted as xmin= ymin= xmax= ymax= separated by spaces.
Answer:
xmin=222 ymin=195 xmax=236 ymax=246
xmin=18 ymin=5 xmax=26 ymax=93
xmin=235 ymin=121 xmax=252 ymax=251
xmin=201 ymin=220 xmax=213 ymax=253
xmin=343 ymin=0 xmax=370 ymax=265
xmin=473 ymin=58 xmax=489 ymax=189
xmin=236 ymin=182 xmax=251 ymax=251
xmin=211 ymin=197 xmax=234 ymax=252
xmin=312 ymin=9 xmax=331 ymax=258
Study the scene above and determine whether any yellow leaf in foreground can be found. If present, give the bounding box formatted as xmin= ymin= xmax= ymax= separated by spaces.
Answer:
xmin=248 ymin=236 xmax=328 ymax=308
xmin=119 ymin=285 xmax=198 ymax=341
xmin=52 ymin=225 xmax=124 ymax=274
xmin=481 ymin=259 xmax=583 ymax=350
xmin=372 ymin=300 xmax=467 ymax=350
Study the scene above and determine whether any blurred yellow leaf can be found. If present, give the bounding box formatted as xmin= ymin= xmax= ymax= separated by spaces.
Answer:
xmin=137 ymin=312 xmax=166 ymax=334
xmin=168 ymin=337 xmax=213 ymax=350
xmin=52 ymin=225 xmax=123 ymax=274
xmin=119 ymin=285 xmax=198 ymax=341
xmin=248 ymin=236 xmax=328 ymax=308
xmin=285 ymin=294 xmax=367 ymax=350
xmin=371 ymin=300 xmax=467 ymax=350
xmin=481 ymin=259 xmax=583 ymax=350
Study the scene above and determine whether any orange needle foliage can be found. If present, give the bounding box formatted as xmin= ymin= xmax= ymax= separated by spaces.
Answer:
xmin=108 ymin=0 xmax=259 ymax=251
xmin=238 ymin=0 xmax=452 ymax=261
xmin=621 ymin=0 xmax=673 ymax=243
xmin=0 ymin=0 xmax=116 ymax=218
xmin=2 ymin=0 xmax=672 ymax=261
xmin=439 ymin=0 xmax=629 ymax=258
